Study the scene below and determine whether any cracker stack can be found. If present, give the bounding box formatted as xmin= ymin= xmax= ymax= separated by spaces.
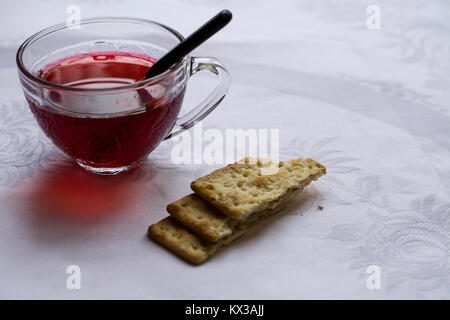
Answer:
xmin=148 ymin=158 xmax=326 ymax=264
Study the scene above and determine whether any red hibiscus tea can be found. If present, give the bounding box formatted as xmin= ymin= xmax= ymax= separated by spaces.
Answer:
xmin=18 ymin=18 xmax=230 ymax=174
xmin=28 ymin=52 xmax=186 ymax=171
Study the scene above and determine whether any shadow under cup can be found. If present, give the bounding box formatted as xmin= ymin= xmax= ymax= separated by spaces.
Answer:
xmin=16 ymin=17 xmax=230 ymax=174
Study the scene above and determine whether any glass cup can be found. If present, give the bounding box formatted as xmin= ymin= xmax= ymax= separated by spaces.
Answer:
xmin=16 ymin=17 xmax=230 ymax=174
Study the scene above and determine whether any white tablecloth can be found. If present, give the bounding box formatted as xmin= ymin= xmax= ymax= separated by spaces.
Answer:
xmin=1 ymin=0 xmax=449 ymax=299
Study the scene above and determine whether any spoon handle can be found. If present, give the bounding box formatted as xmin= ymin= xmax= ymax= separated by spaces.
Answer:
xmin=145 ymin=10 xmax=232 ymax=79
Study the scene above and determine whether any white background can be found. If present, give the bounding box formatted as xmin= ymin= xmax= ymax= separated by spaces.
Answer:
xmin=0 ymin=0 xmax=449 ymax=299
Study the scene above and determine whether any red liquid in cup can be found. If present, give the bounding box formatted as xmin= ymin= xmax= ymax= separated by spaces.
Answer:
xmin=28 ymin=52 xmax=186 ymax=169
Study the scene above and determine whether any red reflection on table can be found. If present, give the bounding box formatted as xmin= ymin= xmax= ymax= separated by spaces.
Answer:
xmin=27 ymin=162 xmax=138 ymax=223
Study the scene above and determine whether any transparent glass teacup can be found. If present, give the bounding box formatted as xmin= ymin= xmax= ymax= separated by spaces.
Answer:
xmin=16 ymin=17 xmax=230 ymax=174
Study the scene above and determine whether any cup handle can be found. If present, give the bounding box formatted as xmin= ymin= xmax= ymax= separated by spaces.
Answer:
xmin=164 ymin=56 xmax=230 ymax=140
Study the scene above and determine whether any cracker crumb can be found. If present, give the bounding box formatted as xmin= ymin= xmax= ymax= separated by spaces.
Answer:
xmin=318 ymin=205 xmax=324 ymax=210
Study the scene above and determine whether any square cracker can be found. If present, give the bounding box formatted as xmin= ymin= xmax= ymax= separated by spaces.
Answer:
xmin=167 ymin=193 xmax=290 ymax=243
xmin=167 ymin=194 xmax=237 ymax=243
xmin=190 ymin=158 xmax=326 ymax=221
xmin=148 ymin=217 xmax=246 ymax=265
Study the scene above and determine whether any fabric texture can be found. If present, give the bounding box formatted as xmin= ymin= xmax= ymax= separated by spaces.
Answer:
xmin=0 ymin=0 xmax=449 ymax=299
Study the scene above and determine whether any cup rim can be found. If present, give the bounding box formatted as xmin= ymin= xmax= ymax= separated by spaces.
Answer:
xmin=16 ymin=17 xmax=187 ymax=93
